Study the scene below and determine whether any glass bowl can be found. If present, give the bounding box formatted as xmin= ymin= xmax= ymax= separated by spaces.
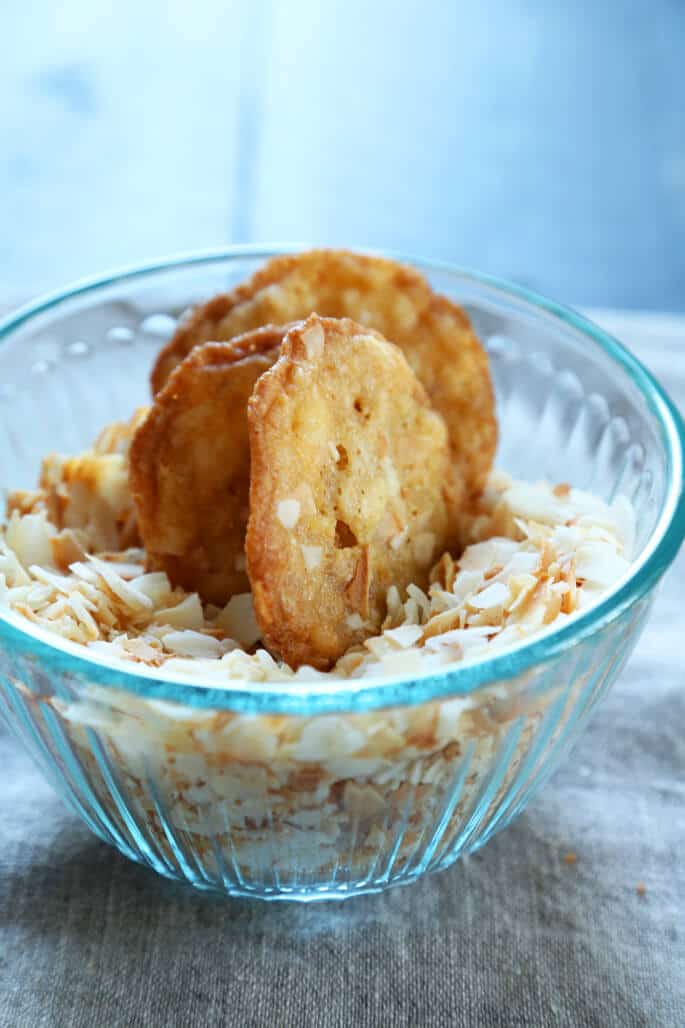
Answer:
xmin=0 ymin=248 xmax=683 ymax=902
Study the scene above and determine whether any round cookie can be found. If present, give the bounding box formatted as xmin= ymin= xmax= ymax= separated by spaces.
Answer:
xmin=130 ymin=325 xmax=286 ymax=605
xmin=151 ymin=250 xmax=497 ymax=498
xmin=246 ymin=314 xmax=458 ymax=670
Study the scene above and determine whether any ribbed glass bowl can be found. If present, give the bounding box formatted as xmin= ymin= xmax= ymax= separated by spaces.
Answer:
xmin=0 ymin=249 xmax=683 ymax=901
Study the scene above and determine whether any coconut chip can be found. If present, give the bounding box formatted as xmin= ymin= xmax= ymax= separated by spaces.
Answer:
xmin=0 ymin=428 xmax=637 ymax=682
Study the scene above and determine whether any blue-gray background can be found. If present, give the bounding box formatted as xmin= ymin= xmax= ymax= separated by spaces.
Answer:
xmin=2 ymin=1 xmax=684 ymax=310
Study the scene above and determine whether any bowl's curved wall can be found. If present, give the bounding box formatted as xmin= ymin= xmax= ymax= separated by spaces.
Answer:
xmin=0 ymin=252 xmax=681 ymax=898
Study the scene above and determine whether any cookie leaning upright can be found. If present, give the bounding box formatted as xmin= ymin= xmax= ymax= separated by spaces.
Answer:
xmin=246 ymin=314 xmax=457 ymax=670
xmin=151 ymin=250 xmax=497 ymax=499
xmin=129 ymin=325 xmax=287 ymax=606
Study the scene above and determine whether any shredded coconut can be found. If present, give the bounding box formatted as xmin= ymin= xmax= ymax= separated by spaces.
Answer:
xmin=0 ymin=464 xmax=633 ymax=682
xmin=0 ymin=421 xmax=635 ymax=685
xmin=215 ymin=593 xmax=261 ymax=648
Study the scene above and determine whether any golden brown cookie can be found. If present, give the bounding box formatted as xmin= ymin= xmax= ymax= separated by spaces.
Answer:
xmin=246 ymin=315 xmax=457 ymax=670
xmin=151 ymin=250 xmax=497 ymax=497
xmin=130 ymin=325 xmax=286 ymax=605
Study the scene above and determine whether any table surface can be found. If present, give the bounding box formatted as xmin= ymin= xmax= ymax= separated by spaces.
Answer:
xmin=0 ymin=307 xmax=684 ymax=1028
xmin=2 ymin=1 xmax=685 ymax=312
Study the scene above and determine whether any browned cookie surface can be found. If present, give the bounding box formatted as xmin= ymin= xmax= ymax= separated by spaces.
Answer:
xmin=130 ymin=326 xmax=286 ymax=605
xmin=246 ymin=315 xmax=456 ymax=669
xmin=151 ymin=250 xmax=496 ymax=497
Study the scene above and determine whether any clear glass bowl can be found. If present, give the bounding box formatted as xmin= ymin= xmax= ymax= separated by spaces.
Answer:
xmin=0 ymin=249 xmax=683 ymax=901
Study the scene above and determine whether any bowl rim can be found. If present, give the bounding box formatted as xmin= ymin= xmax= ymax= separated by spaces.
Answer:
xmin=0 ymin=245 xmax=683 ymax=715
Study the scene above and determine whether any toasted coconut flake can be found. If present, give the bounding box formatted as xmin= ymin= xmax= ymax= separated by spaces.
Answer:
xmin=421 ymin=607 xmax=463 ymax=641
xmin=468 ymin=581 xmax=510 ymax=611
xmin=430 ymin=552 xmax=457 ymax=591
xmin=215 ymin=593 xmax=262 ymax=648
xmin=154 ymin=593 xmax=205 ymax=631
xmin=50 ymin=530 xmax=87 ymax=572
xmin=293 ymin=717 xmax=365 ymax=761
xmin=97 ymin=559 xmax=146 ymax=580
xmin=507 ymin=573 xmax=539 ymax=612
xmin=424 ymin=625 xmax=494 ymax=652
xmin=161 ymin=630 xmax=224 ymax=659
xmin=458 ymin=540 xmax=497 ymax=572
xmin=575 ymin=542 xmax=630 ymax=586
xmin=383 ymin=624 xmax=424 ymax=648
xmin=65 ymin=592 xmax=100 ymax=640
xmin=1 ymin=417 xmax=635 ymax=684
xmin=502 ymin=551 xmax=540 ymax=577
xmin=543 ymin=590 xmax=563 ymax=624
xmin=504 ymin=482 xmax=572 ymax=525
xmin=134 ymin=572 xmax=173 ymax=605
xmin=119 ymin=636 xmax=164 ymax=663
xmin=406 ymin=583 xmax=431 ymax=617
xmin=364 ymin=634 xmax=395 ymax=659
xmin=88 ymin=556 xmax=153 ymax=612
xmin=6 ymin=511 xmax=56 ymax=570
xmin=379 ymin=648 xmax=424 ymax=677
xmin=28 ymin=565 xmax=74 ymax=594
xmin=342 ymin=781 xmax=386 ymax=816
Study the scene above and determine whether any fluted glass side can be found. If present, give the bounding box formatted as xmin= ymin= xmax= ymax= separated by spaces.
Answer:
xmin=0 ymin=593 xmax=653 ymax=899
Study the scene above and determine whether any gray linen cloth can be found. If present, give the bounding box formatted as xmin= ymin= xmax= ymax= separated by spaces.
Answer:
xmin=0 ymin=312 xmax=683 ymax=1027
